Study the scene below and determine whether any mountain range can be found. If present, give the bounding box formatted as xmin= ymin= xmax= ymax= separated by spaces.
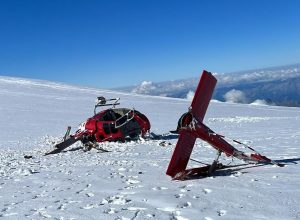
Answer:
xmin=117 ymin=63 xmax=300 ymax=107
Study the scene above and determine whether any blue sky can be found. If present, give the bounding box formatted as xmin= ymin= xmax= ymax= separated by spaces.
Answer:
xmin=0 ymin=0 xmax=300 ymax=88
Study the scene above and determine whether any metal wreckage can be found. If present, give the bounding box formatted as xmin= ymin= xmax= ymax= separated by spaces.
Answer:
xmin=45 ymin=97 xmax=151 ymax=155
xmin=45 ymin=70 xmax=284 ymax=179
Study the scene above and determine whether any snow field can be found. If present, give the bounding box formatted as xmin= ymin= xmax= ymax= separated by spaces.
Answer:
xmin=0 ymin=77 xmax=300 ymax=219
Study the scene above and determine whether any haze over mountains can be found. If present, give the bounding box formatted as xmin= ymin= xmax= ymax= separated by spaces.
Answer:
xmin=118 ymin=64 xmax=300 ymax=107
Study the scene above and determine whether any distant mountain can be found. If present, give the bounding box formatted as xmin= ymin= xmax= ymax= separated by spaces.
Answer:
xmin=117 ymin=64 xmax=300 ymax=107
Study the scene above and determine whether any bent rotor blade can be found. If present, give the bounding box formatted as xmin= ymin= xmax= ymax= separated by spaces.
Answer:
xmin=166 ymin=130 xmax=197 ymax=177
xmin=45 ymin=136 xmax=79 ymax=155
xmin=191 ymin=70 xmax=217 ymax=122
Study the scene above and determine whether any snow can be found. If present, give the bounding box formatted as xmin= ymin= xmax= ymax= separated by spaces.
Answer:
xmin=223 ymin=89 xmax=248 ymax=104
xmin=186 ymin=91 xmax=195 ymax=101
xmin=250 ymin=99 xmax=269 ymax=106
xmin=1 ymin=76 xmax=300 ymax=219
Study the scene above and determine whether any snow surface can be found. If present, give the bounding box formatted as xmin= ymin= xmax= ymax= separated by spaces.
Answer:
xmin=1 ymin=76 xmax=300 ymax=220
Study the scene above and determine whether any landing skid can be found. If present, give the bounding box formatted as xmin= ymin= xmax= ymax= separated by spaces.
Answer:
xmin=172 ymin=162 xmax=257 ymax=181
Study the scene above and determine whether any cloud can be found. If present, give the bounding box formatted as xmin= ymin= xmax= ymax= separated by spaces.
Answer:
xmin=223 ymin=89 xmax=248 ymax=103
xmin=131 ymin=81 xmax=156 ymax=94
xmin=186 ymin=90 xmax=195 ymax=100
xmin=216 ymin=65 xmax=300 ymax=86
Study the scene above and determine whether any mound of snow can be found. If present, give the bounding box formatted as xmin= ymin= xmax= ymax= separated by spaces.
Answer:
xmin=251 ymin=99 xmax=269 ymax=105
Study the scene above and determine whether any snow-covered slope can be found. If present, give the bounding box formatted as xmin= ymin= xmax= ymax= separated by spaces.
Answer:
xmin=118 ymin=64 xmax=300 ymax=106
xmin=1 ymin=76 xmax=300 ymax=219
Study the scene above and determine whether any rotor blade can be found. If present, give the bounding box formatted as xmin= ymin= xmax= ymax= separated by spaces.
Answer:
xmin=45 ymin=136 xmax=79 ymax=155
xmin=191 ymin=70 xmax=217 ymax=122
xmin=166 ymin=130 xmax=197 ymax=177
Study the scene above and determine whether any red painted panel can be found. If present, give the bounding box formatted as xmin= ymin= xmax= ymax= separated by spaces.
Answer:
xmin=166 ymin=130 xmax=197 ymax=177
xmin=191 ymin=70 xmax=217 ymax=122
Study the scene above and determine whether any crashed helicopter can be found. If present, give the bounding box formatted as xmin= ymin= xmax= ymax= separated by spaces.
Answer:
xmin=45 ymin=97 xmax=150 ymax=155
xmin=45 ymin=70 xmax=283 ymax=181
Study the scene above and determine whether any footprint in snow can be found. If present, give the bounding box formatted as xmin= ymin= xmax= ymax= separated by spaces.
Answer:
xmin=76 ymin=184 xmax=93 ymax=194
xmin=52 ymin=186 xmax=61 ymax=191
xmin=30 ymin=208 xmax=52 ymax=218
xmin=230 ymin=171 xmax=243 ymax=178
xmin=178 ymin=185 xmax=192 ymax=193
xmin=1 ymin=207 xmax=10 ymax=212
xmin=202 ymin=188 xmax=212 ymax=194
xmin=80 ymin=204 xmax=98 ymax=210
xmin=152 ymin=186 xmax=168 ymax=191
xmin=169 ymin=210 xmax=191 ymax=220
xmin=85 ymin=192 xmax=94 ymax=197
xmin=103 ymin=208 xmax=117 ymax=214
xmin=108 ymin=172 xmax=118 ymax=179
xmin=177 ymin=202 xmax=191 ymax=209
xmin=217 ymin=210 xmax=227 ymax=216
xmin=57 ymin=203 xmax=67 ymax=210
xmin=125 ymin=178 xmax=140 ymax=185
xmin=100 ymin=194 xmax=132 ymax=205
xmin=179 ymin=188 xmax=190 ymax=193
xmin=174 ymin=193 xmax=185 ymax=199
xmin=124 ymin=185 xmax=140 ymax=190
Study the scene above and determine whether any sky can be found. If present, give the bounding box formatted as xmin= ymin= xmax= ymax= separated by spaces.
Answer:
xmin=0 ymin=0 xmax=300 ymax=88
